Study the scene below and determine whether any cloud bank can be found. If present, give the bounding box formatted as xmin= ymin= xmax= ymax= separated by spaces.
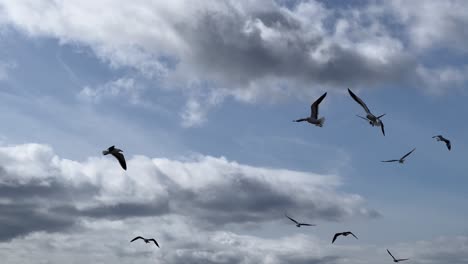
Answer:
xmin=2 ymin=1 xmax=468 ymax=125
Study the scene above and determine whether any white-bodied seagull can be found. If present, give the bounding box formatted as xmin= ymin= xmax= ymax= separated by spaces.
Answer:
xmin=332 ymin=231 xmax=358 ymax=244
xmin=293 ymin=92 xmax=327 ymax=127
xmin=130 ymin=236 xmax=159 ymax=248
xmin=102 ymin=145 xmax=127 ymax=170
xmin=285 ymin=213 xmax=316 ymax=227
xmin=387 ymin=249 xmax=409 ymax=262
xmin=381 ymin=148 xmax=416 ymax=164
xmin=348 ymin=88 xmax=385 ymax=136
xmin=433 ymin=135 xmax=451 ymax=150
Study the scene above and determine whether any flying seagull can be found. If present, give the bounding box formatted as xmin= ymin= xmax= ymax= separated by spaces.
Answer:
xmin=387 ymin=249 xmax=409 ymax=262
xmin=293 ymin=92 xmax=327 ymax=127
xmin=381 ymin=148 xmax=416 ymax=164
xmin=130 ymin=236 xmax=159 ymax=248
xmin=285 ymin=213 xmax=316 ymax=227
xmin=348 ymin=88 xmax=385 ymax=136
xmin=332 ymin=231 xmax=358 ymax=244
xmin=432 ymin=135 xmax=451 ymax=150
xmin=102 ymin=145 xmax=127 ymax=170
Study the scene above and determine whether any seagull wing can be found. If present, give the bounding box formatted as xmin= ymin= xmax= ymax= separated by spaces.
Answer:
xmin=131 ymin=236 xmax=144 ymax=242
xmin=348 ymin=88 xmax=371 ymax=114
xmin=387 ymin=249 xmax=397 ymax=261
xmin=380 ymin=120 xmax=385 ymax=136
xmin=285 ymin=214 xmax=299 ymax=225
xmin=299 ymin=223 xmax=316 ymax=226
xmin=332 ymin=233 xmax=341 ymax=244
xmin=112 ymin=152 xmax=127 ymax=170
xmin=401 ymin=148 xmax=416 ymax=160
xmin=356 ymin=115 xmax=369 ymax=121
xmin=445 ymin=140 xmax=451 ymax=150
xmin=349 ymin=232 xmax=358 ymax=239
xmin=310 ymin=92 xmax=327 ymax=119
xmin=381 ymin=160 xmax=399 ymax=162
xmin=148 ymin=239 xmax=159 ymax=248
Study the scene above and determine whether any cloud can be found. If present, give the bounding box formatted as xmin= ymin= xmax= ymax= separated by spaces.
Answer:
xmin=0 ymin=143 xmax=377 ymax=241
xmin=78 ymin=78 xmax=142 ymax=104
xmin=388 ymin=0 xmax=468 ymax=53
xmin=2 ymin=1 xmax=468 ymax=124
xmin=0 ymin=1 xmax=413 ymax=122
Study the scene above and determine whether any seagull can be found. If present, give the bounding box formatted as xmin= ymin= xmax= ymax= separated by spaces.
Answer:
xmin=348 ymin=88 xmax=385 ymax=136
xmin=293 ymin=92 xmax=327 ymax=127
xmin=433 ymin=135 xmax=451 ymax=150
xmin=285 ymin=213 xmax=316 ymax=227
xmin=387 ymin=249 xmax=409 ymax=262
xmin=332 ymin=231 xmax=358 ymax=244
xmin=130 ymin=236 xmax=159 ymax=248
xmin=381 ymin=148 xmax=416 ymax=164
xmin=102 ymin=145 xmax=127 ymax=170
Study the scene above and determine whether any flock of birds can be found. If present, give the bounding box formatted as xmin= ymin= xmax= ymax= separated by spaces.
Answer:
xmin=101 ymin=88 xmax=451 ymax=262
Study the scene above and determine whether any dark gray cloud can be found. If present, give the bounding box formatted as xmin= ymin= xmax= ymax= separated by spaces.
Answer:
xmin=0 ymin=203 xmax=73 ymax=241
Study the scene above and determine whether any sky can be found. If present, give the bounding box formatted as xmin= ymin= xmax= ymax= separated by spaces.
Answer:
xmin=0 ymin=0 xmax=467 ymax=263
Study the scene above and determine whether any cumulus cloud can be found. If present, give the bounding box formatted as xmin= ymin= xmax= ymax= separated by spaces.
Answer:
xmin=0 ymin=143 xmax=377 ymax=242
xmin=0 ymin=1 xmax=410 ymax=123
xmin=1 ymin=1 xmax=467 ymax=124
xmin=388 ymin=0 xmax=468 ymax=53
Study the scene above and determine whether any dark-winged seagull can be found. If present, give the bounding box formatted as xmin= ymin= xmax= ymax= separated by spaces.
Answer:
xmin=130 ymin=236 xmax=159 ymax=248
xmin=102 ymin=145 xmax=127 ymax=170
xmin=381 ymin=148 xmax=416 ymax=164
xmin=348 ymin=88 xmax=385 ymax=136
xmin=387 ymin=249 xmax=409 ymax=262
xmin=293 ymin=92 xmax=327 ymax=127
xmin=332 ymin=231 xmax=358 ymax=244
xmin=285 ymin=213 xmax=316 ymax=227
xmin=433 ymin=135 xmax=451 ymax=150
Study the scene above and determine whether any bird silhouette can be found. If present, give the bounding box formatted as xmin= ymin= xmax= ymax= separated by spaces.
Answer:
xmin=130 ymin=236 xmax=159 ymax=248
xmin=332 ymin=231 xmax=358 ymax=244
xmin=433 ymin=135 xmax=451 ymax=150
xmin=293 ymin=92 xmax=327 ymax=127
xmin=285 ymin=213 xmax=316 ymax=227
xmin=381 ymin=148 xmax=416 ymax=164
xmin=348 ymin=88 xmax=386 ymax=136
xmin=387 ymin=249 xmax=409 ymax=262
xmin=102 ymin=145 xmax=127 ymax=170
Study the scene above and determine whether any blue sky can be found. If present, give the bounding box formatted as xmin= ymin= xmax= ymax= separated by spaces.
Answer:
xmin=0 ymin=1 xmax=467 ymax=264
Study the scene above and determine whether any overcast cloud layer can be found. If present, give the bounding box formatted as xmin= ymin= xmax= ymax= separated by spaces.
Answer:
xmin=2 ymin=0 xmax=468 ymax=125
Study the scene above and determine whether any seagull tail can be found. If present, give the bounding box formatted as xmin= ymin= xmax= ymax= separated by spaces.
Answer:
xmin=317 ymin=117 xmax=325 ymax=127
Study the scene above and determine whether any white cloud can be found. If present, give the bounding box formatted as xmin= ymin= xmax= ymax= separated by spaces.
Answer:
xmin=78 ymin=77 xmax=141 ymax=104
xmin=388 ymin=0 xmax=468 ymax=53
xmin=1 ymin=0 xmax=467 ymax=124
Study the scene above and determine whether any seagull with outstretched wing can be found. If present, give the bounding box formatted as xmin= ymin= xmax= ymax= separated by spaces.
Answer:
xmin=381 ymin=148 xmax=416 ymax=164
xmin=433 ymin=135 xmax=451 ymax=150
xmin=285 ymin=213 xmax=316 ymax=227
xmin=348 ymin=88 xmax=386 ymax=136
xmin=387 ymin=249 xmax=409 ymax=262
xmin=293 ymin=92 xmax=327 ymax=127
xmin=130 ymin=236 xmax=159 ymax=248
xmin=332 ymin=231 xmax=358 ymax=244
xmin=102 ymin=145 xmax=127 ymax=170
